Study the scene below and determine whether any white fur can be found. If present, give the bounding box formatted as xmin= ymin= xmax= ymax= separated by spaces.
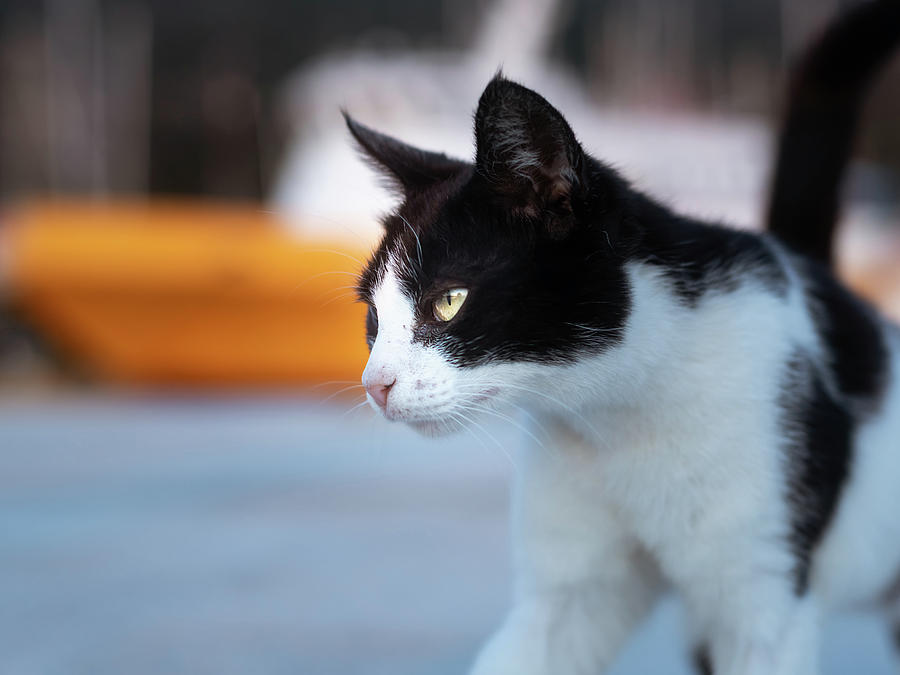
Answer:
xmin=363 ymin=252 xmax=900 ymax=674
xmin=362 ymin=264 xmax=462 ymax=435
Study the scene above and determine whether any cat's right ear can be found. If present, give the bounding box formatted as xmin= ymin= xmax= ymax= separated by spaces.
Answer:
xmin=343 ymin=112 xmax=468 ymax=195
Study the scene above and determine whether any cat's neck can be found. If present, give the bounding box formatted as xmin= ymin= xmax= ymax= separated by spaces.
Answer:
xmin=527 ymin=252 xmax=791 ymax=447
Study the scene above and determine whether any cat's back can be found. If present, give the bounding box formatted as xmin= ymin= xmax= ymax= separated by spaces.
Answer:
xmin=577 ymin=233 xmax=900 ymax=597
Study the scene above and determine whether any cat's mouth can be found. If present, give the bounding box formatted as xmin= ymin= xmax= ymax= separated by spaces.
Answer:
xmin=362 ymin=366 xmax=504 ymax=436
xmin=368 ymin=398 xmax=466 ymax=435
xmin=390 ymin=404 xmax=470 ymax=436
xmin=404 ymin=390 xmax=504 ymax=437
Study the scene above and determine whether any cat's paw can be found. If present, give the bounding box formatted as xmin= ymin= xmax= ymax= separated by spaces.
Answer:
xmin=468 ymin=638 xmax=546 ymax=675
xmin=467 ymin=609 xmax=555 ymax=675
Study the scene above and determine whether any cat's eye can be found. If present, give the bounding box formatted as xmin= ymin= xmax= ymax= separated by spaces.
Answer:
xmin=433 ymin=288 xmax=468 ymax=322
xmin=365 ymin=305 xmax=378 ymax=347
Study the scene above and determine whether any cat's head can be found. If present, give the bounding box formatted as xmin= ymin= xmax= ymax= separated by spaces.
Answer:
xmin=350 ymin=75 xmax=638 ymax=435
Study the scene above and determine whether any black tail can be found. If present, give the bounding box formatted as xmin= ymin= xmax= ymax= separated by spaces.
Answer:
xmin=766 ymin=0 xmax=900 ymax=267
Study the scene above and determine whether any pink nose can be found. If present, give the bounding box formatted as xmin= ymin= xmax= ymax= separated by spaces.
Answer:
xmin=365 ymin=377 xmax=395 ymax=409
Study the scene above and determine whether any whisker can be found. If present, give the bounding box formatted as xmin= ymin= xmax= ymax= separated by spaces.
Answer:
xmin=319 ymin=284 xmax=363 ymax=295
xmin=456 ymin=382 xmax=602 ymax=439
xmin=310 ymin=379 xmax=361 ymax=391
xmin=565 ymin=322 xmax=620 ymax=333
xmin=303 ymin=212 xmax=375 ymax=247
xmin=320 ymin=383 xmax=366 ymax=404
xmin=343 ymin=398 xmax=373 ymax=418
xmin=507 ymin=405 xmax=554 ymax=446
xmin=454 ymin=409 xmax=518 ymax=472
xmin=448 ymin=410 xmax=516 ymax=472
xmin=398 ymin=214 xmax=424 ymax=269
xmin=457 ymin=400 xmax=550 ymax=456
xmin=448 ymin=410 xmax=492 ymax=456
xmin=305 ymin=247 xmax=366 ymax=267
xmin=319 ymin=289 xmax=362 ymax=307
xmin=291 ymin=270 xmax=363 ymax=295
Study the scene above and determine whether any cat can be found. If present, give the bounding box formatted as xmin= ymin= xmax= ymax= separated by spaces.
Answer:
xmin=347 ymin=1 xmax=900 ymax=673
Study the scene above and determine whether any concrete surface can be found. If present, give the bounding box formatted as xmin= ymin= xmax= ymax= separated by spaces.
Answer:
xmin=0 ymin=396 xmax=896 ymax=674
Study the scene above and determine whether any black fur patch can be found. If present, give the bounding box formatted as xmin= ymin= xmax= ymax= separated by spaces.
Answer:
xmin=634 ymin=195 xmax=788 ymax=305
xmin=780 ymin=350 xmax=854 ymax=594
xmin=778 ymin=262 xmax=888 ymax=594
xmin=355 ymin=162 xmax=792 ymax=368
xmin=802 ymin=258 xmax=888 ymax=403
xmin=383 ymin=170 xmax=633 ymax=367
xmin=353 ymin=74 xmax=797 ymax=368
xmin=692 ymin=645 xmax=713 ymax=675
xmin=345 ymin=113 xmax=469 ymax=196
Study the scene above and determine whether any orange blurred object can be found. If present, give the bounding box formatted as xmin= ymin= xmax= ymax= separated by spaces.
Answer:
xmin=1 ymin=200 xmax=372 ymax=388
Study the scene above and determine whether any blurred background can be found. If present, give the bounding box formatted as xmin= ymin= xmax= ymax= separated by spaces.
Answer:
xmin=1 ymin=1 xmax=900 ymax=673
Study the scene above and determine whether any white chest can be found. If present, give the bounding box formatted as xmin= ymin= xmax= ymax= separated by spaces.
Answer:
xmin=528 ymin=394 xmax=789 ymax=587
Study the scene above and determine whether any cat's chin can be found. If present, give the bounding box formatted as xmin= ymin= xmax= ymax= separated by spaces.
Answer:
xmin=407 ymin=419 xmax=462 ymax=438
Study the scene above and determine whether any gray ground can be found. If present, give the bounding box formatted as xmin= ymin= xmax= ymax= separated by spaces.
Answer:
xmin=0 ymin=396 xmax=896 ymax=674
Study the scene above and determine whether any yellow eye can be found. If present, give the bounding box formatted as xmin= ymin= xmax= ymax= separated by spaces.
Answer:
xmin=433 ymin=288 xmax=468 ymax=322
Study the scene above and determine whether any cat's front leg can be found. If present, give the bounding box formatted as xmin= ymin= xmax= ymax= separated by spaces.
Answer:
xmin=692 ymin=574 xmax=821 ymax=675
xmin=469 ymin=447 xmax=662 ymax=675
xmin=469 ymin=564 xmax=659 ymax=675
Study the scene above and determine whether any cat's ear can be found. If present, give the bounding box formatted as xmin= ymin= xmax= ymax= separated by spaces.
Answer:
xmin=344 ymin=112 xmax=468 ymax=195
xmin=474 ymin=75 xmax=585 ymax=236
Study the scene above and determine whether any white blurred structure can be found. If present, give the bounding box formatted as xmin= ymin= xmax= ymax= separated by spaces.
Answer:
xmin=270 ymin=0 xmax=771 ymax=245
xmin=270 ymin=0 xmax=900 ymax=325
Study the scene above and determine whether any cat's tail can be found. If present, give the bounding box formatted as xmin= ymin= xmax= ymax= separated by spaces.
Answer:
xmin=765 ymin=0 xmax=900 ymax=267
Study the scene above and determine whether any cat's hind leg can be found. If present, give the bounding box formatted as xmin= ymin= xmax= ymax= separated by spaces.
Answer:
xmin=883 ymin=583 xmax=900 ymax=670
xmin=690 ymin=644 xmax=713 ymax=675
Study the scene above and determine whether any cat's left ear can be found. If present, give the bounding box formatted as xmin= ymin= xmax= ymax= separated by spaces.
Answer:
xmin=474 ymin=75 xmax=586 ymax=237
xmin=344 ymin=112 xmax=468 ymax=195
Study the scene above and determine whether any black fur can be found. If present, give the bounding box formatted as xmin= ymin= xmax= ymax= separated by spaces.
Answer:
xmin=356 ymin=157 xmax=633 ymax=366
xmin=633 ymin=195 xmax=788 ymax=305
xmin=351 ymin=76 xmax=791 ymax=367
xmin=766 ymin=0 xmax=900 ymax=266
xmin=801 ymin=258 xmax=888 ymax=403
xmin=474 ymin=75 xmax=585 ymax=237
xmin=780 ymin=350 xmax=855 ymax=594
xmin=344 ymin=112 xmax=469 ymax=196
xmin=692 ymin=645 xmax=713 ymax=675
xmin=775 ymin=260 xmax=888 ymax=595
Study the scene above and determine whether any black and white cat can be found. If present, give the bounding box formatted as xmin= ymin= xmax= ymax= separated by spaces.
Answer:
xmin=348 ymin=2 xmax=900 ymax=674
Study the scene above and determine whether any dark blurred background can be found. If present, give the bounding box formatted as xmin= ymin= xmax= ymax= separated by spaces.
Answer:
xmin=1 ymin=0 xmax=479 ymax=200
xmin=2 ymin=0 xmax=898 ymax=203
